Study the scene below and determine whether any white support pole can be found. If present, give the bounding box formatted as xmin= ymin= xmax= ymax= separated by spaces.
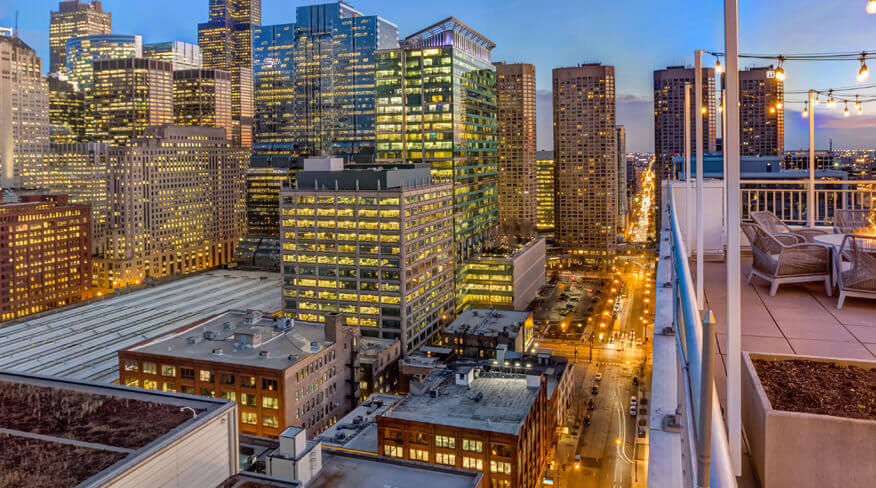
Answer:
xmin=724 ymin=0 xmax=742 ymax=475
xmin=684 ymin=83 xmax=693 ymax=256
xmin=722 ymin=88 xmax=728 ymax=247
xmin=808 ymin=90 xmax=816 ymax=227
xmin=695 ymin=50 xmax=705 ymax=309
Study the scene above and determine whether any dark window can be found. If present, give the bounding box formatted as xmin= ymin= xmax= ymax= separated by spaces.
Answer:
xmin=220 ymin=373 xmax=235 ymax=385
xmin=181 ymin=368 xmax=195 ymax=380
xmin=263 ymin=378 xmax=278 ymax=391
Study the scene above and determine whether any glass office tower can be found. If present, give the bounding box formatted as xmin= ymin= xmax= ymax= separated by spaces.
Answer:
xmin=252 ymin=2 xmax=399 ymax=160
xmin=65 ymin=34 xmax=142 ymax=91
xmin=375 ymin=17 xmax=498 ymax=264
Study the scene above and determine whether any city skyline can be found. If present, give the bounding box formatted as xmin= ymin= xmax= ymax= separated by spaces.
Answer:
xmin=3 ymin=0 xmax=875 ymax=152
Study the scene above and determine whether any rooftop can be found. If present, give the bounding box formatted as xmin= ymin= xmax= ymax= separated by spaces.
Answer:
xmin=358 ymin=336 xmax=399 ymax=358
xmin=0 ymin=270 xmax=282 ymax=382
xmin=444 ymin=309 xmax=532 ymax=338
xmin=127 ymin=310 xmax=329 ymax=370
xmin=309 ymin=450 xmax=482 ymax=488
xmin=0 ymin=370 xmax=233 ymax=488
xmin=383 ymin=369 xmax=540 ymax=435
xmin=316 ymin=393 xmax=402 ymax=452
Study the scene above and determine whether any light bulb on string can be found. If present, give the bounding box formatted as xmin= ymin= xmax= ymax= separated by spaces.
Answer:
xmin=802 ymin=102 xmax=809 ymax=118
xmin=775 ymin=56 xmax=786 ymax=81
xmin=868 ymin=0 xmax=876 ymax=15
xmin=827 ymin=90 xmax=836 ymax=108
xmin=844 ymin=102 xmax=850 ymax=117
xmin=856 ymin=95 xmax=863 ymax=114
xmin=714 ymin=56 xmax=722 ymax=74
xmin=858 ymin=53 xmax=869 ymax=82
xmin=813 ymin=96 xmax=820 ymax=106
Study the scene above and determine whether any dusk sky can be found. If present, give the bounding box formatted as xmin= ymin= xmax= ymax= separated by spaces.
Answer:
xmin=2 ymin=0 xmax=874 ymax=152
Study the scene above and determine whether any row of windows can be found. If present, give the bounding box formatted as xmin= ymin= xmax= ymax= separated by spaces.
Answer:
xmin=124 ymin=360 xmax=278 ymax=390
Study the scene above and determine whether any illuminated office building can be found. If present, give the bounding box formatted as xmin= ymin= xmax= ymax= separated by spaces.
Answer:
xmin=456 ymin=237 xmax=545 ymax=312
xmin=552 ymin=64 xmax=617 ymax=258
xmin=535 ymin=151 xmax=554 ymax=238
xmin=0 ymin=35 xmax=50 ymax=189
xmin=280 ymin=159 xmax=454 ymax=354
xmin=42 ymin=143 xmax=110 ymax=256
xmin=90 ymin=58 xmax=173 ymax=145
xmin=173 ymin=69 xmax=233 ymax=140
xmin=143 ymin=41 xmax=203 ymax=70
xmin=94 ymin=126 xmax=247 ymax=289
xmin=616 ymin=125 xmax=627 ymax=230
xmin=49 ymin=0 xmax=112 ymax=75
xmin=495 ymin=62 xmax=537 ymax=235
xmin=0 ymin=192 xmax=90 ymax=321
xmin=48 ymin=74 xmax=86 ymax=144
xmin=252 ymin=3 xmax=398 ymax=159
xmin=375 ymin=18 xmax=498 ymax=264
xmin=65 ymin=34 xmax=142 ymax=91
xmin=198 ymin=0 xmax=261 ymax=147
xmin=740 ymin=66 xmax=784 ymax=156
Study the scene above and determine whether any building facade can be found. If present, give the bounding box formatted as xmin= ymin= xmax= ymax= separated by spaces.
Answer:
xmin=173 ymin=68 xmax=233 ymax=140
xmin=740 ymin=66 xmax=784 ymax=156
xmin=280 ymin=160 xmax=455 ymax=354
xmin=358 ymin=337 xmax=402 ymax=401
xmin=252 ymin=23 xmax=297 ymax=155
xmin=48 ymin=74 xmax=86 ymax=144
xmin=552 ymin=64 xmax=617 ymax=258
xmin=119 ymin=310 xmax=360 ymax=438
xmin=65 ymin=33 xmax=142 ymax=91
xmin=535 ymin=151 xmax=554 ymax=239
xmin=784 ymin=150 xmax=834 ymax=170
xmin=616 ymin=125 xmax=627 ymax=231
xmin=198 ymin=0 xmax=261 ymax=147
xmin=375 ymin=18 xmax=498 ymax=264
xmin=0 ymin=35 xmax=50 ymax=189
xmin=456 ymin=237 xmax=545 ymax=312
xmin=94 ymin=126 xmax=247 ymax=289
xmin=0 ymin=192 xmax=90 ymax=321
xmin=440 ymin=309 xmax=534 ymax=359
xmin=143 ymin=41 xmax=203 ymax=70
xmin=49 ymin=0 xmax=112 ymax=75
xmin=495 ymin=62 xmax=537 ymax=235
xmin=90 ymin=57 xmax=173 ymax=145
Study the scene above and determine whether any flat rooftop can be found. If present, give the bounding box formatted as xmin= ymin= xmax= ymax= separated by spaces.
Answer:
xmin=310 ymin=451 xmax=482 ymax=488
xmin=0 ymin=270 xmax=282 ymax=382
xmin=384 ymin=370 xmax=540 ymax=435
xmin=444 ymin=308 xmax=531 ymax=338
xmin=359 ymin=336 xmax=398 ymax=358
xmin=128 ymin=311 xmax=328 ymax=370
xmin=316 ymin=393 xmax=402 ymax=453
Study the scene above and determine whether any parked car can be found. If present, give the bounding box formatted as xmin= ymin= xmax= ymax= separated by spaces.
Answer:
xmin=594 ymin=372 xmax=603 ymax=382
xmin=632 ymin=376 xmax=639 ymax=385
xmin=630 ymin=396 xmax=638 ymax=407
xmin=583 ymin=415 xmax=591 ymax=426
xmin=630 ymin=405 xmax=637 ymax=416
xmin=591 ymin=384 xmax=599 ymax=394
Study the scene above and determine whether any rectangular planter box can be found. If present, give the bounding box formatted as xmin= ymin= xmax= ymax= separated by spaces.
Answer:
xmin=742 ymin=352 xmax=876 ymax=488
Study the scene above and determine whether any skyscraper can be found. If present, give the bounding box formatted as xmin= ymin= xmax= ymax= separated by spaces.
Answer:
xmin=173 ymin=69 xmax=233 ymax=140
xmin=143 ymin=41 xmax=203 ymax=70
xmin=90 ymin=58 xmax=173 ymax=145
xmin=252 ymin=3 xmax=399 ymax=159
xmin=65 ymin=34 xmax=142 ymax=91
xmin=375 ymin=18 xmax=498 ymax=263
xmin=552 ymin=64 xmax=617 ymax=257
xmin=495 ymin=62 xmax=537 ymax=236
xmin=198 ymin=0 xmax=261 ymax=147
xmin=740 ymin=66 xmax=784 ymax=156
xmin=616 ymin=125 xmax=627 ymax=231
xmin=95 ymin=126 xmax=247 ymax=289
xmin=49 ymin=0 xmax=112 ymax=75
xmin=653 ymin=66 xmax=717 ymax=207
xmin=0 ymin=35 xmax=50 ymax=188
xmin=48 ymin=74 xmax=86 ymax=144
xmin=536 ymin=151 xmax=554 ymax=238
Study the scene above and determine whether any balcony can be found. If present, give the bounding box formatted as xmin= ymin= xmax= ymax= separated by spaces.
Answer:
xmin=651 ymin=179 xmax=876 ymax=488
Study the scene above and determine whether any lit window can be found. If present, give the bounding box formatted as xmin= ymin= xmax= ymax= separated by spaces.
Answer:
xmin=263 ymin=378 xmax=278 ymax=391
xmin=143 ymin=362 xmax=157 ymax=375
xmin=241 ymin=393 xmax=257 ymax=407
xmin=262 ymin=396 xmax=279 ymax=409
xmin=490 ymin=461 xmax=512 ymax=474
xmin=161 ymin=365 xmax=176 ymax=377
xmin=435 ymin=435 xmax=455 ymax=449
xmin=143 ymin=379 xmax=158 ymax=390
xmin=462 ymin=439 xmax=483 ymax=452
xmin=123 ymin=361 xmax=139 ymax=372
xmin=462 ymin=457 xmax=483 ymax=470
xmin=241 ymin=412 xmax=258 ymax=425
xmin=241 ymin=376 xmax=256 ymax=388
xmin=162 ymin=383 xmax=176 ymax=393
xmin=409 ymin=448 xmax=429 ymax=462
xmin=199 ymin=370 xmax=214 ymax=382
xmin=220 ymin=391 xmax=236 ymax=402
xmin=384 ymin=445 xmax=403 ymax=458
xmin=435 ymin=453 xmax=456 ymax=466
xmin=124 ymin=377 xmax=139 ymax=387
xmin=263 ymin=415 xmax=278 ymax=428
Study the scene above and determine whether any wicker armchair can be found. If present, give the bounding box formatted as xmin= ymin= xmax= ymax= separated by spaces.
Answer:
xmin=742 ymin=223 xmax=832 ymax=296
xmin=750 ymin=210 xmax=829 ymax=243
xmin=835 ymin=234 xmax=876 ymax=309
xmin=833 ymin=209 xmax=875 ymax=234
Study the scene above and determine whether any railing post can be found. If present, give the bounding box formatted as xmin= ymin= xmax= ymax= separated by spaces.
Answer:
xmin=685 ymin=82 xmax=693 ymax=257
xmin=808 ymin=89 xmax=816 ymax=228
xmin=697 ymin=310 xmax=717 ymax=488
xmin=695 ymin=50 xmax=705 ymax=309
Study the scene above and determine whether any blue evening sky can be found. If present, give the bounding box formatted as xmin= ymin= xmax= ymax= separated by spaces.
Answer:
xmin=2 ymin=0 xmax=875 ymax=152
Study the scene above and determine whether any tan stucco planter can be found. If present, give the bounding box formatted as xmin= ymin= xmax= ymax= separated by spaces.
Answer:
xmin=741 ymin=352 xmax=876 ymax=488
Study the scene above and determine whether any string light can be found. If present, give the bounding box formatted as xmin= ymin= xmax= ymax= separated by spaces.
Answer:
xmin=715 ymin=56 xmax=722 ymax=74
xmin=827 ymin=90 xmax=836 ymax=108
xmin=844 ymin=101 xmax=850 ymax=117
xmin=802 ymin=102 xmax=808 ymax=118
xmin=813 ymin=97 xmax=820 ymax=106
xmin=858 ymin=53 xmax=869 ymax=82
xmin=775 ymin=56 xmax=786 ymax=81
xmin=856 ymin=95 xmax=863 ymax=114
xmin=868 ymin=0 xmax=876 ymax=14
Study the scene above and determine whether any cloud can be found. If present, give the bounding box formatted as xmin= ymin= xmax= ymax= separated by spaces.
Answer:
xmin=817 ymin=113 xmax=876 ymax=129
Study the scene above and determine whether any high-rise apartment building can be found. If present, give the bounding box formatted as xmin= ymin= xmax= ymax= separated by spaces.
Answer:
xmin=616 ymin=125 xmax=627 ymax=231
xmin=280 ymin=160 xmax=455 ymax=354
xmin=0 ymin=192 xmax=90 ymax=321
xmin=552 ymin=64 xmax=617 ymax=257
xmin=94 ymin=126 xmax=247 ymax=289
xmin=143 ymin=41 xmax=203 ymax=70
xmin=0 ymin=35 xmax=50 ymax=189
xmin=173 ymin=69 xmax=233 ymax=140
xmin=375 ymin=18 xmax=498 ymax=263
xmin=495 ymin=62 xmax=537 ymax=235
xmin=65 ymin=34 xmax=142 ymax=91
xmin=90 ymin=58 xmax=173 ymax=145
xmin=653 ymin=66 xmax=717 ymax=211
xmin=48 ymin=74 xmax=86 ymax=144
xmin=535 ymin=151 xmax=554 ymax=238
xmin=740 ymin=66 xmax=784 ymax=156
xmin=252 ymin=3 xmax=399 ymax=159
xmin=49 ymin=0 xmax=112 ymax=75
xmin=198 ymin=0 xmax=261 ymax=147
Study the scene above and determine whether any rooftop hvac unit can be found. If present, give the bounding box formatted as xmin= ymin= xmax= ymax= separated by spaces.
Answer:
xmin=211 ymin=348 xmax=223 ymax=355
xmin=259 ymin=350 xmax=270 ymax=359
xmin=223 ymin=321 xmax=233 ymax=330
xmin=186 ymin=336 xmax=197 ymax=344
xmin=204 ymin=330 xmax=217 ymax=340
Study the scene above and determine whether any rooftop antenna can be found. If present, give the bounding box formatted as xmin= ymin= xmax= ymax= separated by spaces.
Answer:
xmin=14 ymin=11 xmax=19 ymax=37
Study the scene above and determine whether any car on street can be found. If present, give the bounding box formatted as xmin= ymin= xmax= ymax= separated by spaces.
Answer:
xmin=591 ymin=384 xmax=599 ymax=394
xmin=583 ymin=415 xmax=591 ymax=426
xmin=630 ymin=405 xmax=637 ymax=416
xmin=630 ymin=396 xmax=638 ymax=407
xmin=594 ymin=372 xmax=603 ymax=382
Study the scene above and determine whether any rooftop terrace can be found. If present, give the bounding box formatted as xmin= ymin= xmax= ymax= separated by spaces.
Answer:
xmin=444 ymin=308 xmax=531 ymax=338
xmin=0 ymin=270 xmax=282 ymax=382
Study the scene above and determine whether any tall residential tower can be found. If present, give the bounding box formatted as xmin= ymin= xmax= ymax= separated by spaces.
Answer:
xmin=740 ymin=66 xmax=784 ymax=156
xmin=49 ymin=0 xmax=112 ymax=75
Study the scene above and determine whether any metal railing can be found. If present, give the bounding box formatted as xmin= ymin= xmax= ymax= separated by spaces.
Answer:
xmin=669 ymin=188 xmax=737 ymax=488
xmin=741 ymin=180 xmax=876 ymax=225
